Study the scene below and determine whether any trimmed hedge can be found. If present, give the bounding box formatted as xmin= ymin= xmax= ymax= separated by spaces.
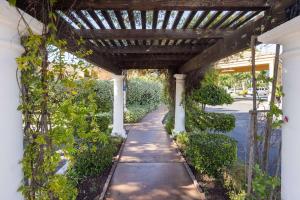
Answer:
xmin=185 ymin=133 xmax=237 ymax=178
xmin=186 ymin=107 xmax=235 ymax=133
xmin=124 ymin=78 xmax=163 ymax=123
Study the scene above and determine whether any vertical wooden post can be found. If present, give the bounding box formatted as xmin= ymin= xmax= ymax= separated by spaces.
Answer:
xmin=247 ymin=35 xmax=258 ymax=196
xmin=262 ymin=44 xmax=280 ymax=171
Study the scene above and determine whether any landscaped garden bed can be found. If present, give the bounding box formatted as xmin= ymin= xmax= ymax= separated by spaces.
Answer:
xmin=75 ymin=137 xmax=124 ymax=200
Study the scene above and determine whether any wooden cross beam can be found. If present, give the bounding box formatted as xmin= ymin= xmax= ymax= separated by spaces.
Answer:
xmin=73 ymin=29 xmax=232 ymax=40
xmin=54 ymin=0 xmax=269 ymax=11
xmin=116 ymin=54 xmax=194 ymax=62
xmin=92 ymin=45 xmax=205 ymax=54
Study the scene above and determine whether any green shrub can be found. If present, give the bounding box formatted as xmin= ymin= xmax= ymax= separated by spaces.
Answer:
xmin=95 ymin=112 xmax=111 ymax=132
xmin=223 ymin=162 xmax=247 ymax=199
xmin=175 ymin=132 xmax=189 ymax=150
xmin=94 ymin=80 xmax=113 ymax=112
xmin=125 ymin=104 xmax=155 ymax=123
xmin=127 ymin=78 xmax=162 ymax=106
xmin=252 ymin=164 xmax=280 ymax=199
xmin=186 ymin=107 xmax=235 ymax=133
xmin=191 ymin=84 xmax=233 ymax=108
xmin=164 ymin=111 xmax=174 ymax=134
xmin=71 ymin=137 xmax=122 ymax=180
xmin=185 ymin=133 xmax=237 ymax=178
xmin=205 ymin=112 xmax=236 ymax=132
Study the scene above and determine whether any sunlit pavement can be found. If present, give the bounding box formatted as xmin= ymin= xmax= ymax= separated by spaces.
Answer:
xmin=106 ymin=106 xmax=204 ymax=200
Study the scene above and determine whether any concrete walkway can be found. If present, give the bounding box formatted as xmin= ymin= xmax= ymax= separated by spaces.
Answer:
xmin=105 ymin=106 xmax=204 ymax=200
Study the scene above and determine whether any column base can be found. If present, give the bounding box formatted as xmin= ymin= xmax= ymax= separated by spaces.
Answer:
xmin=111 ymin=128 xmax=127 ymax=138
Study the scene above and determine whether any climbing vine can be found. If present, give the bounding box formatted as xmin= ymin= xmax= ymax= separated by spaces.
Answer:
xmin=13 ymin=1 xmax=107 ymax=199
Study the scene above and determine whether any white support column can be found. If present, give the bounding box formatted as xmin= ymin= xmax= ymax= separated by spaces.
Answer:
xmin=173 ymin=74 xmax=186 ymax=134
xmin=0 ymin=1 xmax=42 ymax=199
xmin=111 ymin=75 xmax=126 ymax=138
xmin=258 ymin=15 xmax=300 ymax=200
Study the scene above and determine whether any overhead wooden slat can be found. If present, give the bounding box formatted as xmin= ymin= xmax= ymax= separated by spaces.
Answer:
xmin=86 ymin=11 xmax=113 ymax=47
xmin=182 ymin=11 xmax=197 ymax=29
xmin=160 ymin=11 xmax=171 ymax=45
xmin=141 ymin=11 xmax=147 ymax=29
xmin=115 ymin=10 xmax=126 ymax=29
xmin=101 ymin=10 xmax=116 ymax=28
xmin=93 ymin=45 xmax=205 ymax=54
xmin=171 ymin=11 xmax=184 ymax=29
xmin=202 ymin=11 xmax=222 ymax=28
xmin=127 ymin=10 xmax=137 ymax=45
xmin=114 ymin=10 xmax=132 ymax=45
xmin=141 ymin=11 xmax=147 ymax=45
xmin=64 ymin=11 xmax=84 ymax=28
xmin=75 ymin=11 xmax=105 ymax=47
xmin=162 ymin=11 xmax=171 ymax=29
xmin=56 ymin=16 xmax=121 ymax=74
xmin=75 ymin=11 xmax=95 ymax=28
xmin=192 ymin=11 xmax=209 ymax=29
xmin=232 ymin=11 xmax=261 ymax=29
xmin=179 ymin=0 xmax=294 ymax=74
xmin=222 ymin=11 xmax=247 ymax=29
xmin=211 ymin=11 xmax=235 ymax=29
xmin=87 ymin=10 xmax=105 ymax=29
xmin=55 ymin=0 xmax=269 ymax=11
xmin=101 ymin=10 xmax=123 ymax=46
xmin=73 ymin=29 xmax=232 ymax=40
xmin=128 ymin=10 xmax=136 ymax=29
xmin=152 ymin=10 xmax=158 ymax=29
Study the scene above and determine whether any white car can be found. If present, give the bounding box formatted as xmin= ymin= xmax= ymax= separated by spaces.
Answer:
xmin=248 ymin=88 xmax=269 ymax=97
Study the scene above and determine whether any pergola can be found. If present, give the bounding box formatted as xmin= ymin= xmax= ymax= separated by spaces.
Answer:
xmin=1 ymin=0 xmax=300 ymax=199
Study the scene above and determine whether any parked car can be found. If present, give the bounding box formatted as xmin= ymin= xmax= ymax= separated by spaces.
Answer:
xmin=248 ymin=87 xmax=269 ymax=97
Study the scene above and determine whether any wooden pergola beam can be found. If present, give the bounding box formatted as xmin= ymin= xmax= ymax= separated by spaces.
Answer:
xmin=73 ymin=29 xmax=232 ymax=40
xmin=117 ymin=54 xmax=193 ymax=62
xmin=179 ymin=0 xmax=295 ymax=74
xmin=93 ymin=45 xmax=205 ymax=54
xmin=54 ymin=0 xmax=269 ymax=11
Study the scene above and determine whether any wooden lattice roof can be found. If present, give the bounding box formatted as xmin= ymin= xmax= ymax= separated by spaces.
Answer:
xmin=16 ymin=0 xmax=295 ymax=77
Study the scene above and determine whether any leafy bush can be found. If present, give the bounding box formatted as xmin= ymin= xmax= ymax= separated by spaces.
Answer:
xmin=95 ymin=112 xmax=111 ymax=132
xmin=175 ymin=132 xmax=189 ymax=149
xmin=71 ymin=137 xmax=122 ymax=180
xmin=127 ymin=78 xmax=162 ymax=106
xmin=94 ymin=80 xmax=113 ymax=112
xmin=252 ymin=164 xmax=280 ymax=199
xmin=222 ymin=162 xmax=247 ymax=200
xmin=164 ymin=111 xmax=174 ymax=134
xmin=191 ymin=84 xmax=233 ymax=108
xmin=186 ymin=105 xmax=235 ymax=133
xmin=125 ymin=104 xmax=156 ymax=123
xmin=124 ymin=78 xmax=163 ymax=123
xmin=185 ymin=133 xmax=237 ymax=178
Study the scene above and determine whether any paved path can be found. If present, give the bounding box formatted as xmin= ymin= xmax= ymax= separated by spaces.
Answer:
xmin=106 ymin=106 xmax=204 ymax=200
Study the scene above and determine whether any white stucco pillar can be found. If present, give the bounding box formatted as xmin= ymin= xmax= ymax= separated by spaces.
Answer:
xmin=173 ymin=74 xmax=186 ymax=134
xmin=0 ymin=1 xmax=42 ymax=199
xmin=258 ymin=15 xmax=300 ymax=200
xmin=111 ymin=75 xmax=126 ymax=138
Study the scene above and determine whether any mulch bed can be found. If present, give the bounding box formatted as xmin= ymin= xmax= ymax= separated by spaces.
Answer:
xmin=190 ymin=165 xmax=228 ymax=200
xmin=76 ymin=168 xmax=111 ymax=200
